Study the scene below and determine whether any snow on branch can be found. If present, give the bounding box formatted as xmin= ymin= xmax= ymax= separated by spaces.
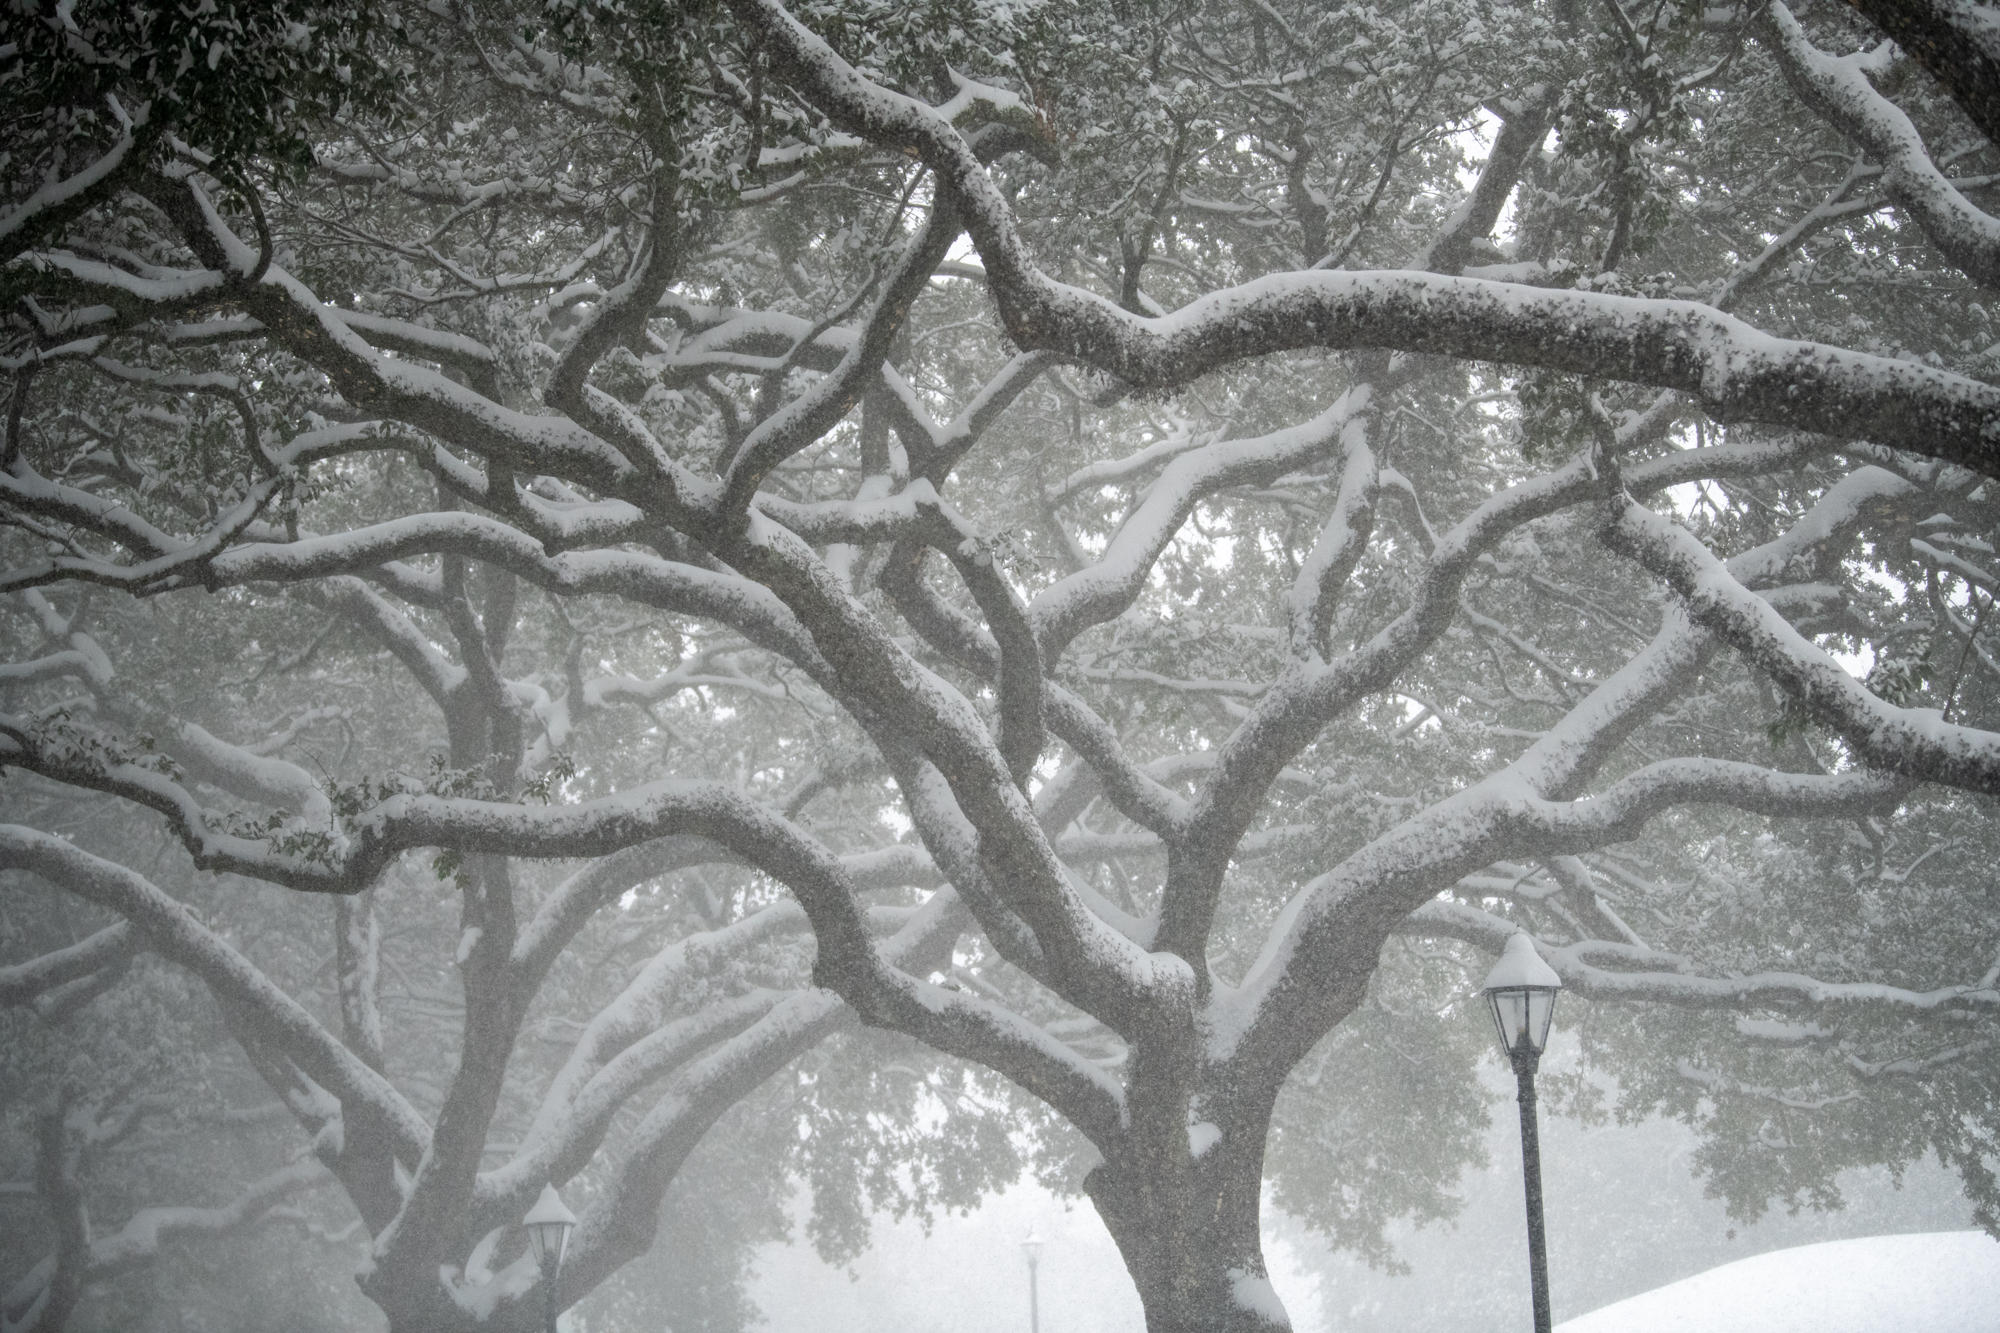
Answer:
xmin=0 ymin=100 xmax=150 ymax=263
xmin=717 ymin=204 xmax=964 ymax=516
xmin=1420 ymin=87 xmax=1554 ymax=276
xmin=85 ymin=1157 xmax=335 ymax=1277
xmin=559 ymin=990 xmax=852 ymax=1302
xmin=0 ymin=923 xmax=137 ymax=1010
xmin=514 ymin=902 xmax=821 ymax=1152
xmin=1838 ymin=0 xmax=2000 ymax=146
xmin=1215 ymin=459 xmax=1941 ymax=1069
xmin=1758 ymin=0 xmax=2000 ymax=289
xmin=731 ymin=0 xmax=2000 ymax=478
xmin=475 ymin=990 xmax=785 ymax=1231
xmin=1154 ymin=447 xmax=1615 ymax=959
xmin=1032 ymin=387 xmax=1372 ymax=659
xmin=331 ymin=309 xmax=502 ymax=396
xmin=1407 ymin=900 xmax=2000 ymax=1014
xmin=1218 ymin=755 xmax=1906 ymax=1070
xmin=564 ymin=889 xmax=1116 ymax=1301
xmin=4 ymin=1138 xmax=334 ymax=1333
xmin=0 ymin=826 xmax=428 ymax=1164
xmin=511 ymin=837 xmax=736 ymax=984
xmin=1604 ymin=491 xmax=2000 ymax=793
xmin=1288 ymin=422 xmax=1381 ymax=659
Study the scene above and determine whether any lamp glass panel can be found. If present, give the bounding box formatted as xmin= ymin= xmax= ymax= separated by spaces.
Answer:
xmin=1526 ymin=988 xmax=1558 ymax=1053
xmin=1488 ymin=989 xmax=1528 ymax=1053
xmin=1487 ymin=987 xmax=1561 ymax=1055
xmin=528 ymin=1221 xmax=569 ymax=1270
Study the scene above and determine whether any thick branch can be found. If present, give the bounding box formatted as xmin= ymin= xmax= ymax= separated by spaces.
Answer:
xmin=0 ymin=827 xmax=428 ymax=1166
xmin=733 ymin=0 xmax=2000 ymax=475
xmin=0 ymin=924 xmax=138 ymax=1009
xmin=1839 ymin=0 xmax=2000 ymax=146
xmin=1759 ymin=0 xmax=2000 ymax=289
xmin=1603 ymin=490 xmax=2000 ymax=793
xmin=1411 ymin=901 xmax=2000 ymax=1013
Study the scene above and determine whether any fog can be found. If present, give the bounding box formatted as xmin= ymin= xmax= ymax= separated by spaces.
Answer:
xmin=749 ymin=1048 xmax=1975 ymax=1333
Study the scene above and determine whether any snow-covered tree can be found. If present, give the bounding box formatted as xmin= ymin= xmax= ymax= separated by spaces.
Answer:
xmin=6 ymin=0 xmax=2000 ymax=1330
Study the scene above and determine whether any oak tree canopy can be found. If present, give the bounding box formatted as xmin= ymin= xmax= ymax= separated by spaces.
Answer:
xmin=5 ymin=0 xmax=2000 ymax=1329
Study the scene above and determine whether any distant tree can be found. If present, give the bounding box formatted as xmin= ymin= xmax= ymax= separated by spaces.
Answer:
xmin=0 ymin=767 xmax=1012 ymax=1333
xmin=5 ymin=0 xmax=2000 ymax=1331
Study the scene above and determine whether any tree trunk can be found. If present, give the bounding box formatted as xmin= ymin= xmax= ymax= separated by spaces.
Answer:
xmin=1084 ymin=1092 xmax=1290 ymax=1333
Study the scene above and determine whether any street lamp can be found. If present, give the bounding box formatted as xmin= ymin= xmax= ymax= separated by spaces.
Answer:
xmin=1021 ymin=1229 xmax=1044 ymax=1333
xmin=1482 ymin=932 xmax=1562 ymax=1333
xmin=523 ymin=1183 xmax=578 ymax=1333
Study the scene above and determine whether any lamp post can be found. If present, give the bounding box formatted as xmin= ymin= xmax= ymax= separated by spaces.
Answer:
xmin=1022 ymin=1229 xmax=1044 ymax=1333
xmin=1482 ymin=933 xmax=1563 ymax=1333
xmin=523 ymin=1183 xmax=578 ymax=1333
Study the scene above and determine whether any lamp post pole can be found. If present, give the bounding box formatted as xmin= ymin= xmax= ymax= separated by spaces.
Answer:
xmin=1022 ymin=1230 xmax=1043 ymax=1333
xmin=1481 ymin=932 xmax=1563 ymax=1333
xmin=523 ymin=1184 xmax=578 ymax=1333
xmin=1511 ymin=1044 xmax=1552 ymax=1333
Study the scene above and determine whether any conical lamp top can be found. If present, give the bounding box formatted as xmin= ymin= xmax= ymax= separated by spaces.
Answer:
xmin=525 ymin=1183 xmax=578 ymax=1227
xmin=1482 ymin=932 xmax=1561 ymax=991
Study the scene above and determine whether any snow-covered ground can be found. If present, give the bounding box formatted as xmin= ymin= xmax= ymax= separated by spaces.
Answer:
xmin=1556 ymin=1231 xmax=2000 ymax=1333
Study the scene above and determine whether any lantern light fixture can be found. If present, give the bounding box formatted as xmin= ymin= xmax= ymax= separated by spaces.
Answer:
xmin=1482 ymin=930 xmax=1563 ymax=1060
xmin=524 ymin=1183 xmax=578 ymax=1274
xmin=1021 ymin=1229 xmax=1045 ymax=1333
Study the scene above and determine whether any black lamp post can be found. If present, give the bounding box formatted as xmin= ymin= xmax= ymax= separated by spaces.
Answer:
xmin=1022 ymin=1229 xmax=1044 ymax=1333
xmin=524 ymin=1184 xmax=578 ymax=1333
xmin=1482 ymin=932 xmax=1562 ymax=1333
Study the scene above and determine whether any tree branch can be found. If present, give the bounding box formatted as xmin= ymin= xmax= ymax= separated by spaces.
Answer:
xmin=1758 ymin=0 xmax=2000 ymax=289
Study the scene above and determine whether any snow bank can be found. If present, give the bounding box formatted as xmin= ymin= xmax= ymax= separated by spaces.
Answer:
xmin=1555 ymin=1231 xmax=2000 ymax=1333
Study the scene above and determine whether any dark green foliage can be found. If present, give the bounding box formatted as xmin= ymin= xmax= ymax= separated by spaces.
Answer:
xmin=3 ymin=0 xmax=405 ymax=250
